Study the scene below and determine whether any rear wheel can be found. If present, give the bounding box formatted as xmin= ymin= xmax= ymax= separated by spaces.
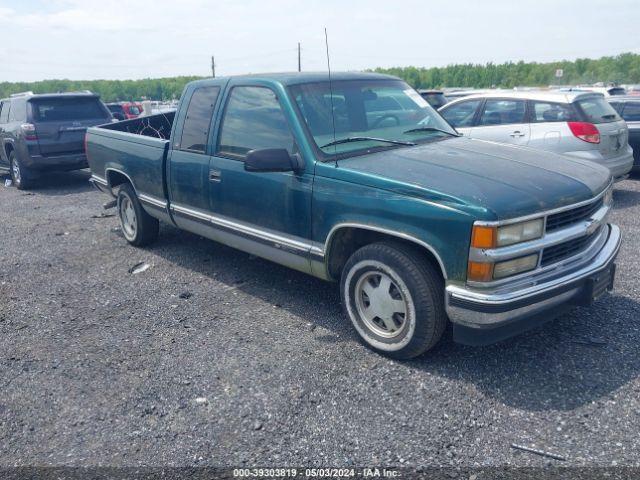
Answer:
xmin=117 ymin=183 xmax=159 ymax=246
xmin=340 ymin=241 xmax=447 ymax=359
xmin=9 ymin=151 xmax=33 ymax=190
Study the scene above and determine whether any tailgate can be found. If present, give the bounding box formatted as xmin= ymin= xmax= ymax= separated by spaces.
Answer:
xmin=29 ymin=96 xmax=111 ymax=156
xmin=596 ymin=119 xmax=628 ymax=159
xmin=34 ymin=119 xmax=105 ymax=156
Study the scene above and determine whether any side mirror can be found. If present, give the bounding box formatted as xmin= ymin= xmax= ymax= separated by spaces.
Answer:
xmin=244 ymin=148 xmax=303 ymax=173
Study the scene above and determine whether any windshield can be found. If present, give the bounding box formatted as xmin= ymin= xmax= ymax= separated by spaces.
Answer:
xmin=289 ymin=79 xmax=456 ymax=157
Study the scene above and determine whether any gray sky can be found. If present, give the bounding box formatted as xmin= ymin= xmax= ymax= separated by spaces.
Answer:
xmin=1 ymin=0 xmax=639 ymax=82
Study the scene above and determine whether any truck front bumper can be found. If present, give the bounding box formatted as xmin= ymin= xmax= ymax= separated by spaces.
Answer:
xmin=446 ymin=224 xmax=621 ymax=346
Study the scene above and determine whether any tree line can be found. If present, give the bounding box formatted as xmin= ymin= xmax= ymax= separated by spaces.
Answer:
xmin=374 ymin=52 xmax=640 ymax=89
xmin=0 ymin=76 xmax=202 ymax=102
xmin=1 ymin=53 xmax=639 ymax=101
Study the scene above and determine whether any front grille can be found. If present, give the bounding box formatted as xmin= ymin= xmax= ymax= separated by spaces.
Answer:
xmin=545 ymin=197 xmax=603 ymax=232
xmin=541 ymin=227 xmax=602 ymax=267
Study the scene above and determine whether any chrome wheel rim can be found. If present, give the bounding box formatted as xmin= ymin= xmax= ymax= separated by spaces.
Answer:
xmin=11 ymin=159 xmax=21 ymax=185
xmin=119 ymin=195 xmax=137 ymax=240
xmin=355 ymin=271 xmax=409 ymax=338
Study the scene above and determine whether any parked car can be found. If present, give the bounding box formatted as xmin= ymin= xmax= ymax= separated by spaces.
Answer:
xmin=579 ymin=86 xmax=627 ymax=97
xmin=418 ymin=89 xmax=449 ymax=109
xmin=608 ymin=96 xmax=640 ymax=172
xmin=439 ymin=90 xmax=634 ymax=180
xmin=106 ymin=103 xmax=126 ymax=121
xmin=106 ymin=101 xmax=143 ymax=120
xmin=86 ymin=72 xmax=619 ymax=359
xmin=0 ymin=91 xmax=113 ymax=189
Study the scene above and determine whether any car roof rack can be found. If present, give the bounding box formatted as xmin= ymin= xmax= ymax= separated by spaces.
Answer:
xmin=10 ymin=91 xmax=34 ymax=98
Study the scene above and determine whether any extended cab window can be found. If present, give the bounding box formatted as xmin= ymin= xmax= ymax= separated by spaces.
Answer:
xmin=440 ymin=99 xmax=481 ymax=128
xmin=218 ymin=86 xmax=294 ymax=158
xmin=179 ymin=86 xmax=220 ymax=153
xmin=479 ymin=99 xmax=526 ymax=126
xmin=531 ymin=101 xmax=577 ymax=123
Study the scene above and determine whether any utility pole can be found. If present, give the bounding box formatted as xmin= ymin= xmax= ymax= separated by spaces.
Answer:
xmin=211 ymin=56 xmax=216 ymax=78
xmin=297 ymin=43 xmax=301 ymax=72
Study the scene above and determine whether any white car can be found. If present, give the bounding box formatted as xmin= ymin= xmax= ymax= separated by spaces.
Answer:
xmin=438 ymin=90 xmax=634 ymax=179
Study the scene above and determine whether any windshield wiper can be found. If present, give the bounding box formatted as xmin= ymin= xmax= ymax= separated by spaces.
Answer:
xmin=320 ymin=136 xmax=416 ymax=149
xmin=402 ymin=126 xmax=460 ymax=136
xmin=601 ymin=114 xmax=617 ymax=120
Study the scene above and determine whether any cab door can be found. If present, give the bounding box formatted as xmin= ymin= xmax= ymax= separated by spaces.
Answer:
xmin=207 ymin=83 xmax=313 ymax=262
xmin=168 ymin=84 xmax=222 ymax=218
xmin=470 ymin=98 xmax=530 ymax=146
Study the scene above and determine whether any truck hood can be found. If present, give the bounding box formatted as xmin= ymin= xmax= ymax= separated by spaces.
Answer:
xmin=331 ymin=137 xmax=612 ymax=220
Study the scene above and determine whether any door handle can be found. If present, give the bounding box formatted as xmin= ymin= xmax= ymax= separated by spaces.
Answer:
xmin=209 ymin=169 xmax=222 ymax=182
xmin=510 ymin=131 xmax=525 ymax=138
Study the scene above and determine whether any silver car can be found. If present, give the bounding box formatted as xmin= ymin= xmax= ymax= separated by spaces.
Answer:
xmin=438 ymin=90 xmax=634 ymax=179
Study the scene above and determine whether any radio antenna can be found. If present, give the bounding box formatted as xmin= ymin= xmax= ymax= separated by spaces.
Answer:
xmin=324 ymin=27 xmax=338 ymax=166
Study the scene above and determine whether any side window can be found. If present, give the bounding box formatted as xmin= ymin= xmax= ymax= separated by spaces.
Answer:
xmin=621 ymin=102 xmax=640 ymax=122
xmin=531 ymin=101 xmax=577 ymax=123
xmin=0 ymin=102 xmax=8 ymax=123
xmin=179 ymin=86 xmax=220 ymax=153
xmin=217 ymin=86 xmax=294 ymax=159
xmin=478 ymin=99 xmax=526 ymax=126
xmin=440 ymin=99 xmax=482 ymax=128
xmin=9 ymin=99 xmax=26 ymax=122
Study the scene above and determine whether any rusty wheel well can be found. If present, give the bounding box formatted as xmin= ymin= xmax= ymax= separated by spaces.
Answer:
xmin=106 ymin=170 xmax=133 ymax=191
xmin=325 ymin=227 xmax=445 ymax=281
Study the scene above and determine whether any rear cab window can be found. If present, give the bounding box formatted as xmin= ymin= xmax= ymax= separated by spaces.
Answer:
xmin=29 ymin=97 xmax=110 ymax=122
xmin=574 ymin=96 xmax=621 ymax=124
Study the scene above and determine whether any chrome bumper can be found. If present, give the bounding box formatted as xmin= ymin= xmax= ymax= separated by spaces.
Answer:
xmin=446 ymin=224 xmax=621 ymax=329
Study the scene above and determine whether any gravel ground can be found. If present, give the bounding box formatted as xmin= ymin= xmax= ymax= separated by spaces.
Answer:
xmin=0 ymin=170 xmax=639 ymax=469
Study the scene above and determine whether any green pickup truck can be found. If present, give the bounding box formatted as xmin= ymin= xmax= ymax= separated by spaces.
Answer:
xmin=86 ymin=72 xmax=620 ymax=359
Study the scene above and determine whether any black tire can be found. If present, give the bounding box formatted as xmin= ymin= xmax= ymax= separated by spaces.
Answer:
xmin=116 ymin=183 xmax=159 ymax=247
xmin=340 ymin=241 xmax=447 ymax=359
xmin=9 ymin=151 xmax=33 ymax=190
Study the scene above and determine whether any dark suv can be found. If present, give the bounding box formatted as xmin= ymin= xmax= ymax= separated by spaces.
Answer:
xmin=0 ymin=91 xmax=112 ymax=189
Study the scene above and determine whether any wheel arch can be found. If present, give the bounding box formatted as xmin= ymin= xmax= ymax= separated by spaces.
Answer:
xmin=105 ymin=168 xmax=137 ymax=194
xmin=323 ymin=224 xmax=448 ymax=282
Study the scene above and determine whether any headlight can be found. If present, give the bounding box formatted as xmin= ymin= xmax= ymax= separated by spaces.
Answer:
xmin=497 ymin=219 xmax=544 ymax=247
xmin=468 ymin=219 xmax=544 ymax=282
xmin=493 ymin=254 xmax=539 ymax=279
xmin=471 ymin=218 xmax=544 ymax=249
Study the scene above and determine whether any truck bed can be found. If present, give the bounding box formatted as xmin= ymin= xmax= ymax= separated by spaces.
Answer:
xmin=86 ymin=112 xmax=175 ymax=202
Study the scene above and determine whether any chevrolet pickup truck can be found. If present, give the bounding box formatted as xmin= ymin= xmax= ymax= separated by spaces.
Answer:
xmin=86 ymin=72 xmax=620 ymax=359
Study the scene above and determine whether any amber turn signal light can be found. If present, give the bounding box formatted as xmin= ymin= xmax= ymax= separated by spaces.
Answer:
xmin=471 ymin=225 xmax=497 ymax=249
xmin=467 ymin=261 xmax=494 ymax=282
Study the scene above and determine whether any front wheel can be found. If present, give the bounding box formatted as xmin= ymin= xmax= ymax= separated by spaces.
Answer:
xmin=117 ymin=183 xmax=159 ymax=246
xmin=340 ymin=241 xmax=447 ymax=359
